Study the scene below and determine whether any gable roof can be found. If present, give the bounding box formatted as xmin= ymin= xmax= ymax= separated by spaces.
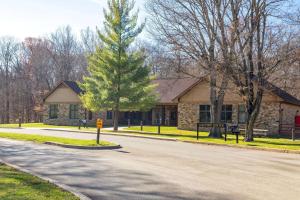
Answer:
xmin=63 ymin=81 xmax=83 ymax=95
xmin=43 ymin=81 xmax=83 ymax=102
xmin=173 ymin=75 xmax=300 ymax=106
xmin=153 ymin=77 xmax=201 ymax=104
xmin=259 ymin=79 xmax=300 ymax=106
xmin=44 ymin=77 xmax=300 ymax=106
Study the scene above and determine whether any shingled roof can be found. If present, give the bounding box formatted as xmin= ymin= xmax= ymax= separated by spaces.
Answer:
xmin=44 ymin=78 xmax=300 ymax=106
xmin=63 ymin=81 xmax=83 ymax=95
xmin=260 ymin=79 xmax=300 ymax=106
xmin=153 ymin=77 xmax=201 ymax=104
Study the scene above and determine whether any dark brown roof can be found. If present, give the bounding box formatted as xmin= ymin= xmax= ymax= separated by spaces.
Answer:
xmin=260 ymin=79 xmax=300 ymax=106
xmin=44 ymin=77 xmax=300 ymax=106
xmin=153 ymin=77 xmax=201 ymax=104
xmin=63 ymin=81 xmax=83 ymax=95
xmin=171 ymin=75 xmax=300 ymax=106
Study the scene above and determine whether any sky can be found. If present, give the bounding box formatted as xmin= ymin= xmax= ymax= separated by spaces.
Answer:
xmin=0 ymin=0 xmax=147 ymax=40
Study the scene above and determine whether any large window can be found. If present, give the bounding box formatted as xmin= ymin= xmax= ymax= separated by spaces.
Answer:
xmin=49 ymin=104 xmax=58 ymax=119
xmin=238 ymin=105 xmax=247 ymax=123
xmin=106 ymin=111 xmax=113 ymax=120
xmin=199 ymin=105 xmax=211 ymax=123
xmin=69 ymin=104 xmax=79 ymax=119
xmin=221 ymin=105 xmax=233 ymax=123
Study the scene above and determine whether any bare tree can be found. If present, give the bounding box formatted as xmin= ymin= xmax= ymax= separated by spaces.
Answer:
xmin=80 ymin=27 xmax=101 ymax=54
xmin=223 ymin=0 xmax=297 ymax=141
xmin=147 ymin=0 xmax=233 ymax=137
xmin=0 ymin=37 xmax=20 ymax=123
xmin=147 ymin=0 xmax=298 ymax=141
xmin=49 ymin=26 xmax=86 ymax=82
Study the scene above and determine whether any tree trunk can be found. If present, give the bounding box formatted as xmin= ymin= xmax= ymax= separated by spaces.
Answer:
xmin=209 ymin=101 xmax=222 ymax=138
xmin=245 ymin=116 xmax=255 ymax=142
xmin=113 ymin=110 xmax=119 ymax=131
xmin=208 ymin=68 xmax=225 ymax=138
xmin=5 ymin=68 xmax=10 ymax=124
xmin=244 ymin=89 xmax=263 ymax=142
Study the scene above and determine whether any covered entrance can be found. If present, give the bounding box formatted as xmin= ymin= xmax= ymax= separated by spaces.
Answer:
xmin=152 ymin=105 xmax=178 ymax=126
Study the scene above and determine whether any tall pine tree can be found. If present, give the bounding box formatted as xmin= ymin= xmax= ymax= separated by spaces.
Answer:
xmin=80 ymin=0 xmax=157 ymax=131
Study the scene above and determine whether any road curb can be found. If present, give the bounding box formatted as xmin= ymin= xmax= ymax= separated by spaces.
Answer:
xmin=24 ymin=128 xmax=300 ymax=154
xmin=0 ymin=160 xmax=91 ymax=200
xmin=44 ymin=141 xmax=122 ymax=150
xmin=182 ymin=140 xmax=300 ymax=154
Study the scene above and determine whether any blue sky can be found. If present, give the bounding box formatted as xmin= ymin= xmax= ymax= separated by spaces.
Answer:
xmin=0 ymin=0 xmax=146 ymax=40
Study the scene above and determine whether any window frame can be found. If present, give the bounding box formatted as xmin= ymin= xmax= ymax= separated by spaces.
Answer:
xmin=106 ymin=111 xmax=113 ymax=120
xmin=199 ymin=105 xmax=211 ymax=123
xmin=221 ymin=105 xmax=233 ymax=123
xmin=49 ymin=104 xmax=58 ymax=119
xmin=69 ymin=104 xmax=79 ymax=119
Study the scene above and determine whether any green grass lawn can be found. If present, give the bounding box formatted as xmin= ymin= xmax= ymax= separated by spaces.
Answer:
xmin=0 ymin=164 xmax=79 ymax=200
xmin=124 ymin=126 xmax=300 ymax=151
xmin=0 ymin=123 xmax=79 ymax=129
xmin=0 ymin=132 xmax=115 ymax=147
xmin=0 ymin=123 xmax=100 ymax=132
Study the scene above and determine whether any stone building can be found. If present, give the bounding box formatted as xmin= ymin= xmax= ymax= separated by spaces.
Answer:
xmin=43 ymin=79 xmax=197 ymax=127
xmin=43 ymin=78 xmax=300 ymax=135
xmin=172 ymin=77 xmax=300 ymax=135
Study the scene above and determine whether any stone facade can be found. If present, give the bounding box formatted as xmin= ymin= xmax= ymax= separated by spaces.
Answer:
xmin=178 ymin=103 xmax=199 ymax=130
xmin=177 ymin=102 xmax=282 ymax=135
xmin=254 ymin=102 xmax=280 ymax=134
xmin=44 ymin=103 xmax=86 ymax=126
xmin=281 ymin=103 xmax=300 ymax=125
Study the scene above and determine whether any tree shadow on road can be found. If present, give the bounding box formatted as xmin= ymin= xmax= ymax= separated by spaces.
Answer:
xmin=0 ymin=141 xmax=246 ymax=200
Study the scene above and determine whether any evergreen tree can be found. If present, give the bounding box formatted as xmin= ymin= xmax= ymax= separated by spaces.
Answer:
xmin=80 ymin=0 xmax=157 ymax=131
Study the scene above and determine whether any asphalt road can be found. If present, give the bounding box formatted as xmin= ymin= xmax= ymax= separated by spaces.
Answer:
xmin=0 ymin=128 xmax=300 ymax=200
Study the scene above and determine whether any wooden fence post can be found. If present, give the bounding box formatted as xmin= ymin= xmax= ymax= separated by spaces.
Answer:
xmin=197 ymin=123 xmax=199 ymax=140
xmin=224 ymin=124 xmax=227 ymax=142
xmin=158 ymin=119 xmax=161 ymax=134
xmin=292 ymin=128 xmax=295 ymax=141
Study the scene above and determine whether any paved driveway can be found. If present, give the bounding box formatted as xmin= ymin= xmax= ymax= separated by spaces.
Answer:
xmin=0 ymin=128 xmax=300 ymax=200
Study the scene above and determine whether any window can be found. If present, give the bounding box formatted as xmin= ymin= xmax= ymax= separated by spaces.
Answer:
xmin=199 ymin=105 xmax=211 ymax=123
xmin=221 ymin=105 xmax=233 ymax=123
xmin=88 ymin=111 xmax=93 ymax=120
xmin=124 ymin=112 xmax=129 ymax=119
xmin=107 ymin=111 xmax=113 ymax=120
xmin=49 ymin=104 xmax=58 ymax=119
xmin=238 ymin=105 xmax=247 ymax=123
xmin=69 ymin=104 xmax=79 ymax=119
xmin=170 ymin=111 xmax=177 ymax=121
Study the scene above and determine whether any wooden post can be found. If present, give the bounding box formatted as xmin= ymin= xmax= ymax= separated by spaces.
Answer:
xmin=197 ymin=123 xmax=199 ymax=140
xmin=18 ymin=118 xmax=21 ymax=128
xmin=78 ymin=120 xmax=81 ymax=130
xmin=140 ymin=121 xmax=143 ymax=131
xmin=158 ymin=119 xmax=161 ymax=134
xmin=128 ymin=119 xmax=131 ymax=128
xmin=236 ymin=132 xmax=239 ymax=144
xmin=97 ymin=128 xmax=100 ymax=144
xmin=224 ymin=124 xmax=227 ymax=142
xmin=292 ymin=128 xmax=295 ymax=141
